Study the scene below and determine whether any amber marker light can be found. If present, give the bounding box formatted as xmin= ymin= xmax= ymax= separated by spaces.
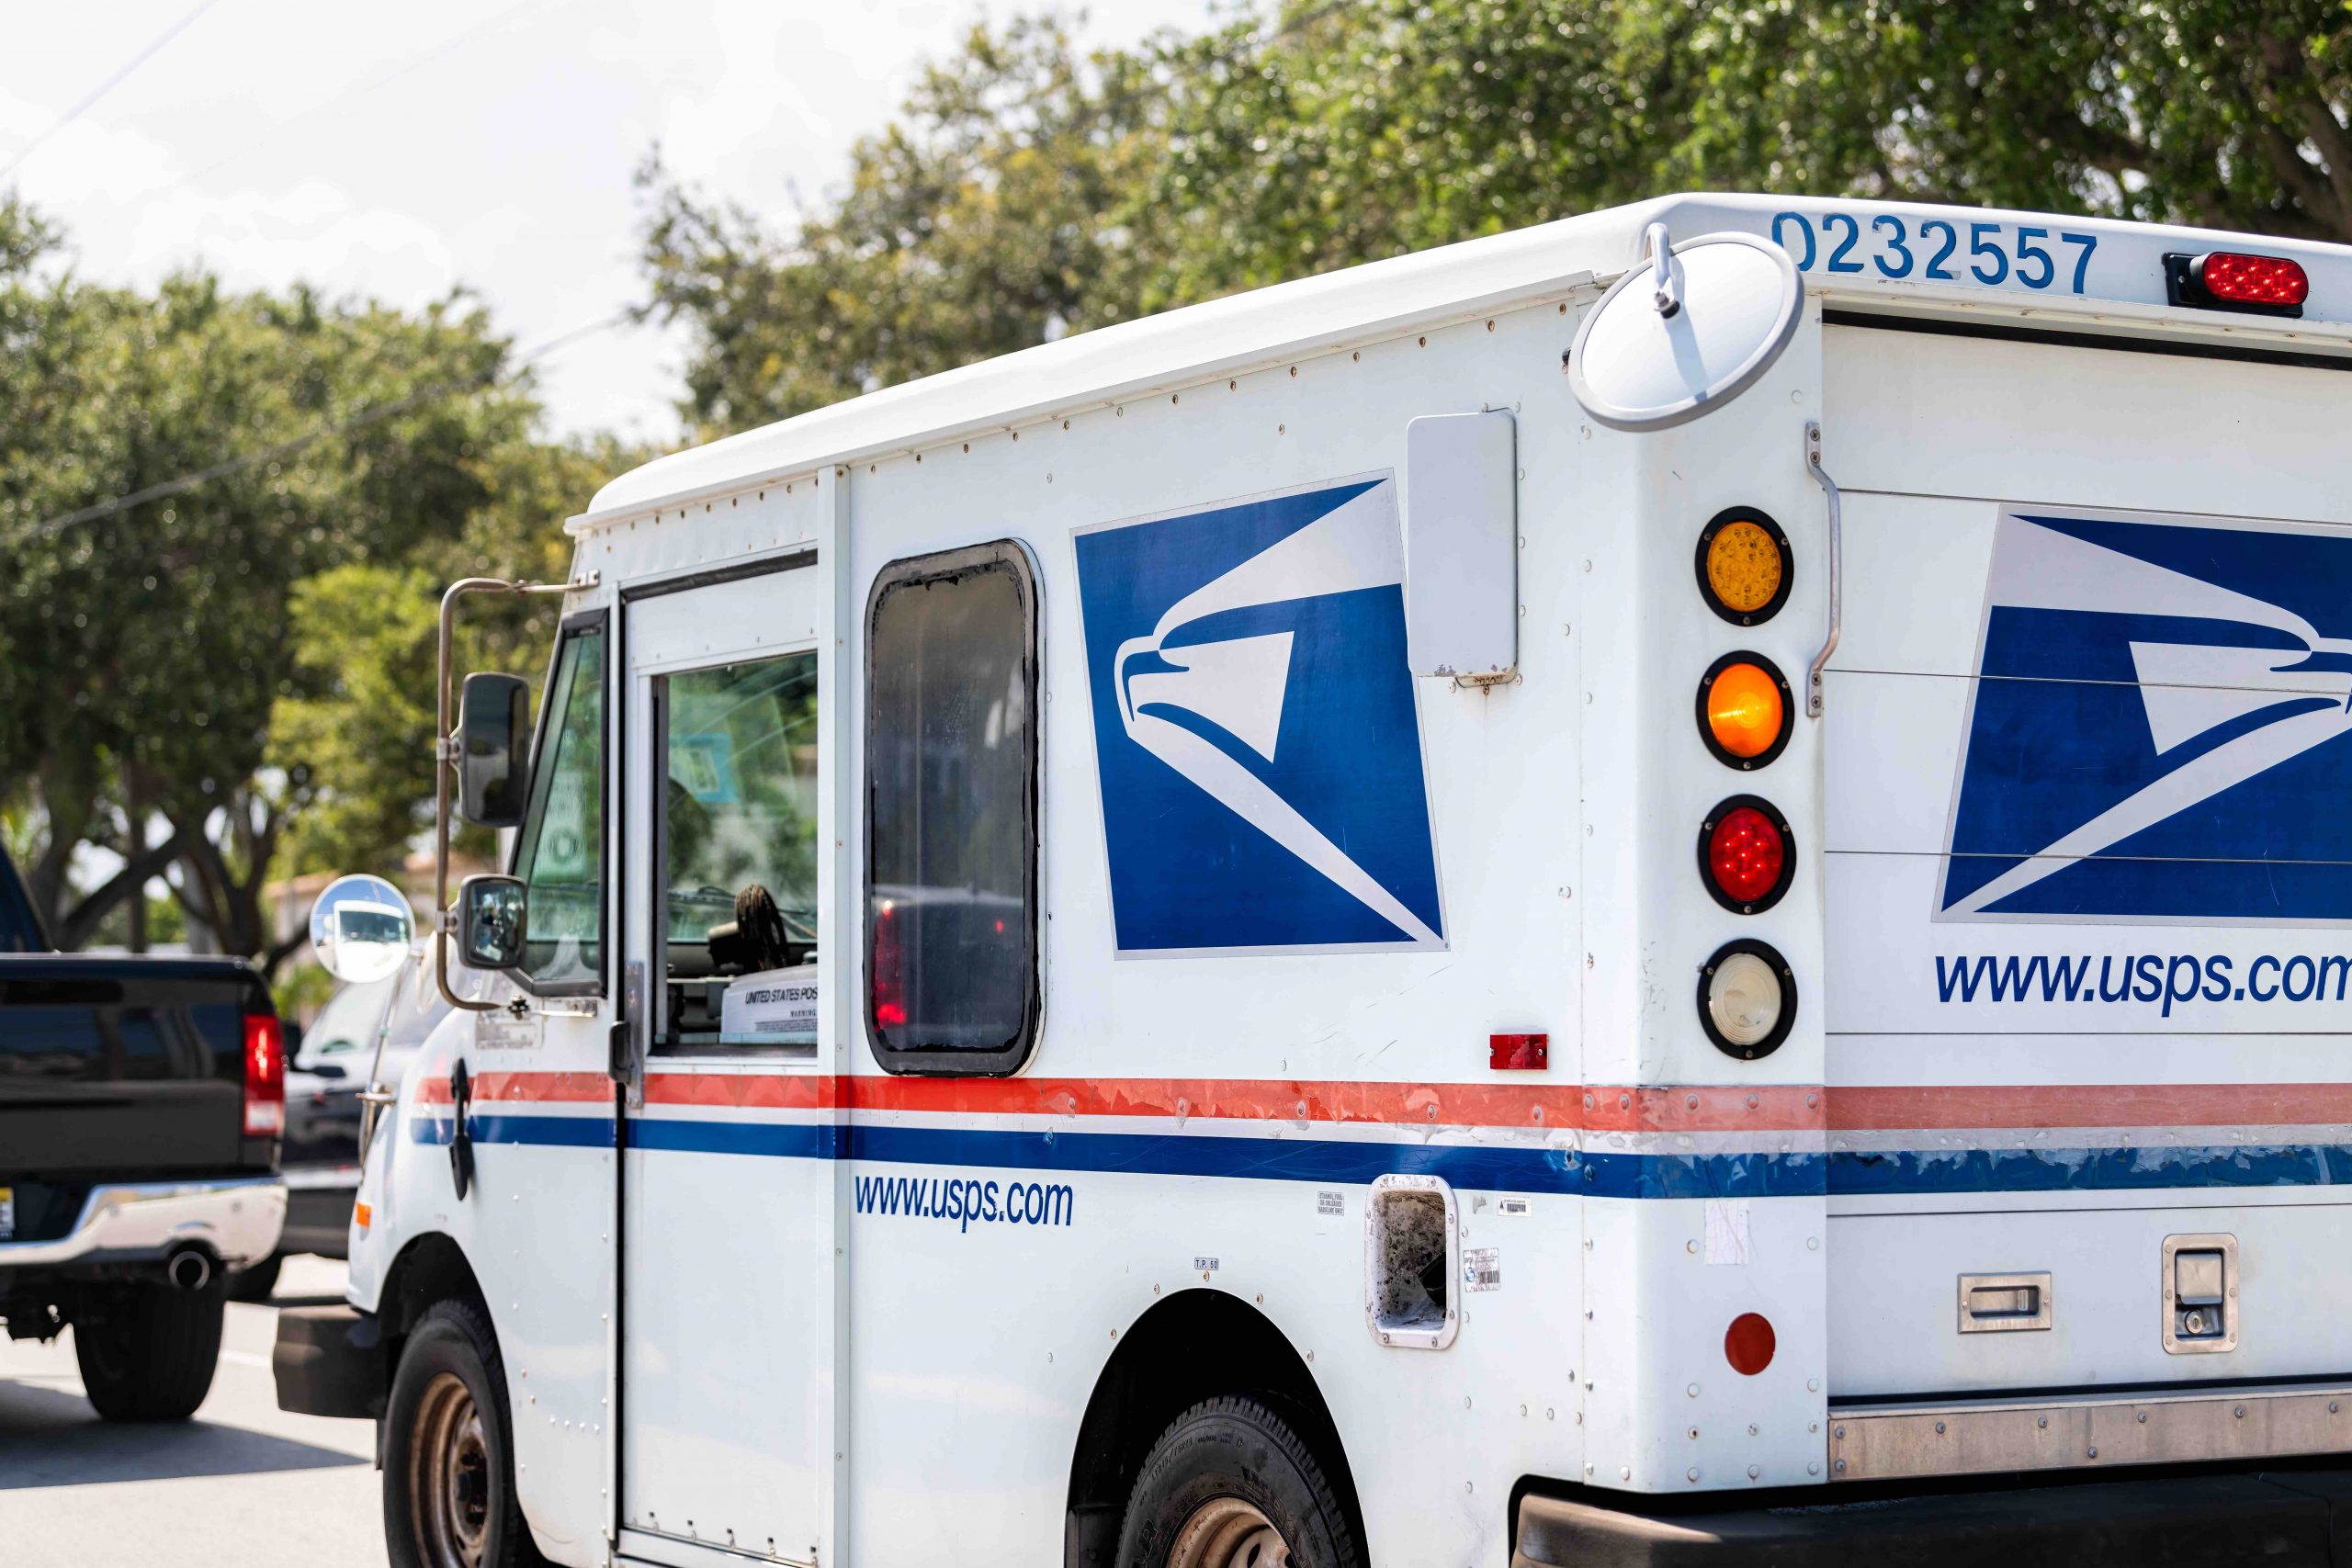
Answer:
xmin=1695 ymin=507 xmax=1792 ymax=626
xmin=1698 ymin=651 xmax=1792 ymax=769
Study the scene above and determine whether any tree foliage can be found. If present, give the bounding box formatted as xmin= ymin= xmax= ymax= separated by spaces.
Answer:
xmin=640 ymin=1 xmax=2352 ymax=435
xmin=0 ymin=194 xmax=625 ymax=968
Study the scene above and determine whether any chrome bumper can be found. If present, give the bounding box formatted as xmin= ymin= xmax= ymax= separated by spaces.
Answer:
xmin=0 ymin=1176 xmax=286 ymax=1271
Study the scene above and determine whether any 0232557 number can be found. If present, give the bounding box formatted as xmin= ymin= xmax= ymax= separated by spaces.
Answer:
xmin=1770 ymin=209 xmax=2097 ymax=294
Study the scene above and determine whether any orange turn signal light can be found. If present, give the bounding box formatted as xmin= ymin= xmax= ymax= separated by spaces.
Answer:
xmin=1699 ymin=653 xmax=1791 ymax=769
xmin=1695 ymin=508 xmax=1792 ymax=626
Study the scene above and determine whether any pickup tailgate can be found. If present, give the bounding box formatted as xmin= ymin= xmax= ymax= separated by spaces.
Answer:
xmin=0 ymin=956 xmax=269 ymax=1175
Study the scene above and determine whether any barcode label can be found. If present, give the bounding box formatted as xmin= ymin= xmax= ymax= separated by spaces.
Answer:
xmin=1464 ymin=1247 xmax=1501 ymax=1292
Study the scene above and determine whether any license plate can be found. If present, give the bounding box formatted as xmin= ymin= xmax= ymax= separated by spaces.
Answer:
xmin=0 ymin=1186 xmax=14 ymax=1240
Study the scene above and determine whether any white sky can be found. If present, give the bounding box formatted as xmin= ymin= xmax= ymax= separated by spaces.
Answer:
xmin=1 ymin=0 xmax=1220 ymax=446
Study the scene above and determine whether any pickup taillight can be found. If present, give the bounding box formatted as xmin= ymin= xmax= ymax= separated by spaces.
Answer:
xmin=243 ymin=1013 xmax=285 ymax=1136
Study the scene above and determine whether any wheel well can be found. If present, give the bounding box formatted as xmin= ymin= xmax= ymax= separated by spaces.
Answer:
xmin=1064 ymin=1290 xmax=1363 ymax=1568
xmin=378 ymin=1232 xmax=487 ymax=1349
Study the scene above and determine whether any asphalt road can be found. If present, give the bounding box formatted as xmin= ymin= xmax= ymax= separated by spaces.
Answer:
xmin=0 ymin=1255 xmax=387 ymax=1568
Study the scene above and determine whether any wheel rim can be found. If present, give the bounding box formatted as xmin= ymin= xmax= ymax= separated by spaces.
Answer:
xmin=408 ymin=1371 xmax=492 ymax=1568
xmin=1166 ymin=1496 xmax=1292 ymax=1568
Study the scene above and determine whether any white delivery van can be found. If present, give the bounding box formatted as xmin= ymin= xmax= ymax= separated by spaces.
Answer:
xmin=276 ymin=192 xmax=2352 ymax=1568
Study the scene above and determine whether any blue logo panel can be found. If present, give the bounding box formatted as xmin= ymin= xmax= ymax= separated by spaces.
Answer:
xmin=1072 ymin=476 xmax=1444 ymax=956
xmin=1943 ymin=508 xmax=2352 ymax=924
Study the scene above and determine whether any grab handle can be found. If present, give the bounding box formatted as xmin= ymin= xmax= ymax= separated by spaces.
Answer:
xmin=1804 ymin=420 xmax=1841 ymax=717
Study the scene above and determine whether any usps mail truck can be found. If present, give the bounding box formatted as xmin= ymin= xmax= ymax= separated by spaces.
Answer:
xmin=276 ymin=193 xmax=2352 ymax=1568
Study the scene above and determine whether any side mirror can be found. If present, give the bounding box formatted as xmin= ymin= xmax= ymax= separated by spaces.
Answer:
xmin=458 ymin=874 xmax=528 ymax=972
xmin=309 ymin=874 xmax=416 ymax=985
xmin=457 ymin=672 xmax=531 ymax=828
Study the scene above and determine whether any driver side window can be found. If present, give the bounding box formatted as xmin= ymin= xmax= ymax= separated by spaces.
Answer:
xmin=653 ymin=650 xmax=821 ymax=1052
xmin=511 ymin=620 xmax=606 ymax=993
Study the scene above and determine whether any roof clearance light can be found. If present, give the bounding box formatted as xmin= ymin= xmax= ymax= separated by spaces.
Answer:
xmin=2165 ymin=250 xmax=2308 ymax=316
xmin=1698 ymin=939 xmax=1796 ymax=1061
xmin=2199 ymin=252 xmax=2309 ymax=308
xmin=1695 ymin=508 xmax=1792 ymax=626
xmin=1698 ymin=652 xmax=1792 ymax=769
xmin=1700 ymin=795 xmax=1795 ymax=914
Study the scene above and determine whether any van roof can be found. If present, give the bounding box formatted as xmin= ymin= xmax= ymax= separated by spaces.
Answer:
xmin=578 ymin=192 xmax=2352 ymax=530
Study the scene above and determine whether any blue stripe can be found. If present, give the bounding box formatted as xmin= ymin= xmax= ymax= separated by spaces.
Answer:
xmin=1828 ymin=1143 xmax=2352 ymax=1195
xmin=410 ymin=1113 xmax=615 ymax=1149
xmin=409 ymin=1115 xmax=2352 ymax=1197
xmin=631 ymin=1119 xmax=842 ymax=1159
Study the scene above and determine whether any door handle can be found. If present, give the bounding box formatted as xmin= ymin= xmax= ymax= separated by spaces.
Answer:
xmin=447 ymin=1058 xmax=474 ymax=1201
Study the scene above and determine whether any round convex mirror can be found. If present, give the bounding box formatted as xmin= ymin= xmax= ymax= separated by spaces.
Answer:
xmin=310 ymin=874 xmax=417 ymax=985
xmin=1569 ymin=230 xmax=1804 ymax=432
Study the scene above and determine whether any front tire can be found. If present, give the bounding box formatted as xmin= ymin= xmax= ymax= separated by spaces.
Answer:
xmin=74 ymin=1279 xmax=226 ymax=1422
xmin=382 ymin=1299 xmax=546 ymax=1568
xmin=1116 ymin=1397 xmax=1362 ymax=1568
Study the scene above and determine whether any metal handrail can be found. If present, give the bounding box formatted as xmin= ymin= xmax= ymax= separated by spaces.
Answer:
xmin=1804 ymin=420 xmax=1841 ymax=717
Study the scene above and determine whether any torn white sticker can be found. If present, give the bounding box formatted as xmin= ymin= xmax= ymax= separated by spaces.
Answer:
xmin=1703 ymin=1199 xmax=1751 ymax=1266
xmin=1463 ymin=1247 xmax=1501 ymax=1292
xmin=1317 ymin=1191 xmax=1344 ymax=1216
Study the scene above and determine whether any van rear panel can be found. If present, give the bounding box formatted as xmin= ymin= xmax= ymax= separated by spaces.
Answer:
xmin=1821 ymin=320 xmax=2352 ymax=1399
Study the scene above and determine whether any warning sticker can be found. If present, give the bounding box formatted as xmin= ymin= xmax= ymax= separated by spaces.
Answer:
xmin=1464 ymin=1247 xmax=1501 ymax=1292
xmin=1317 ymin=1190 xmax=1344 ymax=1216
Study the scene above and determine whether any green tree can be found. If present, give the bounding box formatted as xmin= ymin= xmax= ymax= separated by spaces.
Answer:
xmin=639 ymin=1 xmax=2352 ymax=434
xmin=637 ymin=13 xmax=1170 ymax=436
xmin=0 ymin=197 xmax=574 ymax=967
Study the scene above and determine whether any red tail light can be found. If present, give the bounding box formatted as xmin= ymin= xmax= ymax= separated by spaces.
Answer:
xmin=243 ymin=1013 xmax=285 ymax=1136
xmin=2197 ymin=252 xmax=2309 ymax=308
xmin=870 ymin=902 xmax=907 ymax=1032
xmin=1700 ymin=796 xmax=1793 ymax=914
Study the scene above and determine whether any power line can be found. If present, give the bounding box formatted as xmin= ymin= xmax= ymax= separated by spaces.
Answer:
xmin=0 ymin=0 xmax=222 ymax=184
xmin=18 ymin=308 xmax=631 ymax=541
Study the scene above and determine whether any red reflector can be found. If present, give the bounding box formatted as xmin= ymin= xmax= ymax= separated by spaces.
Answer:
xmin=1707 ymin=806 xmax=1786 ymax=906
xmin=1488 ymin=1032 xmax=1548 ymax=1070
xmin=243 ymin=1013 xmax=286 ymax=1136
xmin=2197 ymin=252 xmax=2309 ymax=307
xmin=1725 ymin=1312 xmax=1776 ymax=1376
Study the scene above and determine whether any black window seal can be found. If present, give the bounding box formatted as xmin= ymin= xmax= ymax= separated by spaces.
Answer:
xmin=505 ymin=606 xmax=611 ymax=1000
xmin=862 ymin=538 xmax=1043 ymax=1077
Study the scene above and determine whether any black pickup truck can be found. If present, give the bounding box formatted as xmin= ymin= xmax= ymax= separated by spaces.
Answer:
xmin=0 ymin=842 xmax=286 ymax=1420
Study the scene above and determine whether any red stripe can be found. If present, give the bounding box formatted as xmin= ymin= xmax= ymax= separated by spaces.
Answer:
xmin=422 ymin=1071 xmax=1821 ymax=1130
xmin=411 ymin=1072 xmax=2352 ymax=1133
xmin=1831 ymin=1083 xmax=2352 ymax=1131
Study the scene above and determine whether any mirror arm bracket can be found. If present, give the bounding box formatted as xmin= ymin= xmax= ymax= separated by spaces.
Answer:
xmin=434 ymin=575 xmax=592 ymax=1012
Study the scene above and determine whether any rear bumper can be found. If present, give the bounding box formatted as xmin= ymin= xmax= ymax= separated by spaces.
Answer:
xmin=1513 ymin=1472 xmax=2352 ymax=1567
xmin=0 ymin=1175 xmax=285 ymax=1272
xmin=273 ymin=1303 xmax=384 ymax=1420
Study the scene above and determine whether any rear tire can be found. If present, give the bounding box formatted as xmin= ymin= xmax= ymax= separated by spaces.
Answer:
xmin=1116 ymin=1396 xmax=1362 ymax=1568
xmin=383 ymin=1298 xmax=546 ymax=1568
xmin=74 ymin=1280 xmax=226 ymax=1422
xmin=226 ymin=1251 xmax=284 ymax=1303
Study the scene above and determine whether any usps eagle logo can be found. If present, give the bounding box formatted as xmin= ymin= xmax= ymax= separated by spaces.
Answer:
xmin=1942 ymin=506 xmax=2352 ymax=925
xmin=1072 ymin=475 xmax=1445 ymax=956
